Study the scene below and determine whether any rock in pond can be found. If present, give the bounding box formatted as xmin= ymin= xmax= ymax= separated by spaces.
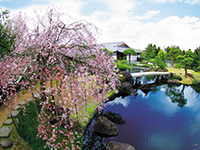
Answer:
xmin=0 ymin=126 xmax=13 ymax=138
xmin=93 ymin=116 xmax=118 ymax=136
xmin=0 ymin=139 xmax=13 ymax=148
xmin=107 ymin=141 xmax=136 ymax=150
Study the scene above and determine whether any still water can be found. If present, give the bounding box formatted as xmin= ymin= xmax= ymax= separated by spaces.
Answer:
xmin=103 ymin=84 xmax=200 ymax=150
xmin=83 ymin=83 xmax=200 ymax=150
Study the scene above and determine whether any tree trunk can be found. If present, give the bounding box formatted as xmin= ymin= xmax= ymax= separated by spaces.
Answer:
xmin=129 ymin=53 xmax=131 ymax=64
xmin=185 ymin=68 xmax=187 ymax=77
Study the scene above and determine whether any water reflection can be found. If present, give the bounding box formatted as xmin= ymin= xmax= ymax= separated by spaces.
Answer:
xmin=84 ymin=83 xmax=200 ymax=150
xmin=103 ymin=84 xmax=200 ymax=150
xmin=104 ymin=111 xmax=126 ymax=125
xmin=165 ymin=84 xmax=187 ymax=107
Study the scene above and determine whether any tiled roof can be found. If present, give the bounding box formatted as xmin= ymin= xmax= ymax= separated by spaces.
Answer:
xmin=100 ymin=41 xmax=142 ymax=53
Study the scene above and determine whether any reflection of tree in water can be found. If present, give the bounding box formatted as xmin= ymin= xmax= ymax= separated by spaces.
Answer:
xmin=191 ymin=84 xmax=200 ymax=99
xmin=104 ymin=111 xmax=126 ymax=125
xmin=166 ymin=84 xmax=187 ymax=107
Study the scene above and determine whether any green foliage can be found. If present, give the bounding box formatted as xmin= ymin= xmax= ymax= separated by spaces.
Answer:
xmin=193 ymin=47 xmax=200 ymax=68
xmin=192 ymin=77 xmax=198 ymax=84
xmin=123 ymin=48 xmax=137 ymax=55
xmin=123 ymin=48 xmax=137 ymax=64
xmin=157 ymin=50 xmax=165 ymax=62
xmin=155 ymin=56 xmax=167 ymax=70
xmin=18 ymin=99 xmax=83 ymax=150
xmin=17 ymin=99 xmax=48 ymax=150
xmin=172 ymin=74 xmax=182 ymax=81
xmin=197 ymin=66 xmax=200 ymax=72
xmin=115 ymin=60 xmax=131 ymax=71
xmin=0 ymin=9 xmax=16 ymax=58
xmin=117 ymin=63 xmax=132 ymax=70
xmin=149 ymin=56 xmax=167 ymax=70
xmin=142 ymin=43 xmax=161 ymax=64
xmin=165 ymin=46 xmax=182 ymax=65
xmin=102 ymin=48 xmax=113 ymax=55
xmin=175 ymin=50 xmax=194 ymax=77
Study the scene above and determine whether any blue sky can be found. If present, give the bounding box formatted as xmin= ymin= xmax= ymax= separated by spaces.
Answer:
xmin=1 ymin=0 xmax=200 ymax=51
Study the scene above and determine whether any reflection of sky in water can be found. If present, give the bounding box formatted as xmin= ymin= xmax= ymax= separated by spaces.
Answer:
xmin=104 ymin=84 xmax=200 ymax=150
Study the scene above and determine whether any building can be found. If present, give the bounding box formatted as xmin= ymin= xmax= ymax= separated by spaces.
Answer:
xmin=100 ymin=41 xmax=143 ymax=63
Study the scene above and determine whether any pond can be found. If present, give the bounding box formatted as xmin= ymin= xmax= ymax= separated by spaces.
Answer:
xmin=83 ymin=83 xmax=200 ymax=150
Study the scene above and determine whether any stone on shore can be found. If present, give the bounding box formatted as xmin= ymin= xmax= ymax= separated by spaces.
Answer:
xmin=122 ymin=71 xmax=134 ymax=85
xmin=0 ymin=126 xmax=13 ymax=138
xmin=93 ymin=116 xmax=118 ymax=136
xmin=0 ymin=139 xmax=13 ymax=148
xmin=107 ymin=141 xmax=136 ymax=150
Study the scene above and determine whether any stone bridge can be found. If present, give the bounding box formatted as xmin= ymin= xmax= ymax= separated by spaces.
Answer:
xmin=131 ymin=72 xmax=170 ymax=78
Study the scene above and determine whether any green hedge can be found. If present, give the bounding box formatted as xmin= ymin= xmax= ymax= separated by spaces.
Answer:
xmin=115 ymin=60 xmax=132 ymax=70
xmin=17 ymin=99 xmax=48 ymax=150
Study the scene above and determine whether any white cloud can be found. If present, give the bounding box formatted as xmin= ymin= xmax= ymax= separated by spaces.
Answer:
xmin=85 ymin=5 xmax=200 ymax=50
xmin=96 ymin=0 xmax=137 ymax=13
xmin=149 ymin=0 xmax=200 ymax=4
xmin=184 ymin=0 xmax=200 ymax=4
xmin=0 ymin=0 xmax=13 ymax=1
xmin=150 ymin=0 xmax=183 ymax=3
xmin=8 ymin=0 xmax=200 ymax=51
xmin=133 ymin=10 xmax=160 ymax=20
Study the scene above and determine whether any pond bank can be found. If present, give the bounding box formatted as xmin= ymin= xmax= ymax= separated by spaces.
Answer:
xmin=166 ymin=67 xmax=200 ymax=85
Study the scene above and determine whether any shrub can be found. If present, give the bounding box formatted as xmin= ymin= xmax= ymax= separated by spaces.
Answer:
xmin=172 ymin=75 xmax=182 ymax=81
xmin=17 ymin=99 xmax=83 ymax=150
xmin=17 ymin=99 xmax=48 ymax=150
xmin=196 ymin=66 xmax=200 ymax=72
xmin=117 ymin=63 xmax=132 ymax=70
xmin=115 ymin=60 xmax=132 ymax=71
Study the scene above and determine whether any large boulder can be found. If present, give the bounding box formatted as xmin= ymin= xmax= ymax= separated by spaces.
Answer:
xmin=168 ymin=72 xmax=173 ymax=79
xmin=107 ymin=141 xmax=136 ymax=150
xmin=122 ymin=71 xmax=134 ymax=85
xmin=93 ymin=116 xmax=118 ymax=136
xmin=121 ymin=82 xmax=137 ymax=95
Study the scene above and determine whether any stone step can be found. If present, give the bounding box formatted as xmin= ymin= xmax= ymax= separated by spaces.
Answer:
xmin=8 ymin=110 xmax=19 ymax=118
xmin=3 ymin=119 xmax=13 ymax=125
xmin=0 ymin=139 xmax=13 ymax=148
xmin=15 ymin=105 xmax=22 ymax=110
xmin=18 ymin=101 xmax=26 ymax=106
xmin=0 ymin=126 xmax=13 ymax=138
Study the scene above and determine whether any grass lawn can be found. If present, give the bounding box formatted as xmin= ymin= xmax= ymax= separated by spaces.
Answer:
xmin=167 ymin=67 xmax=200 ymax=84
